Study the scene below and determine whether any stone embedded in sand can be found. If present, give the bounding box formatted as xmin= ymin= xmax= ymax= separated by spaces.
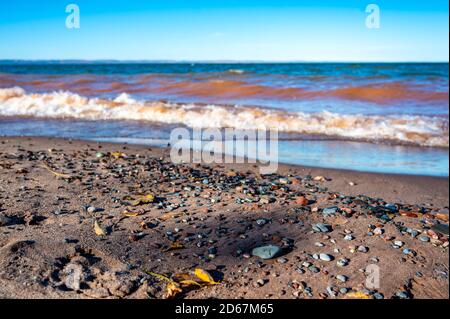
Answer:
xmin=312 ymin=223 xmax=332 ymax=233
xmin=357 ymin=246 xmax=369 ymax=253
xmin=0 ymin=214 xmax=12 ymax=226
xmin=385 ymin=203 xmax=398 ymax=212
xmin=322 ymin=206 xmax=339 ymax=215
xmin=252 ymin=245 xmax=282 ymax=260
xmin=295 ymin=196 xmax=309 ymax=206
xmin=319 ymin=253 xmax=334 ymax=262
xmin=336 ymin=275 xmax=348 ymax=282
xmin=419 ymin=235 xmax=430 ymax=242
xmin=431 ymin=223 xmax=449 ymax=236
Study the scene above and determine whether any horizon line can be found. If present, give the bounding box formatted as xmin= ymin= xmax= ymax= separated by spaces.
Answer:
xmin=0 ymin=59 xmax=448 ymax=64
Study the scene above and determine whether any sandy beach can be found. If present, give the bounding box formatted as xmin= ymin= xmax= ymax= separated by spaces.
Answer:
xmin=0 ymin=136 xmax=448 ymax=299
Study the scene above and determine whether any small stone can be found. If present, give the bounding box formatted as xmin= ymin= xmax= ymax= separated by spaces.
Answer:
xmin=385 ymin=204 xmax=398 ymax=212
xmin=277 ymin=257 xmax=288 ymax=264
xmin=315 ymin=242 xmax=325 ymax=247
xmin=256 ymin=218 xmax=269 ymax=226
xmin=319 ymin=253 xmax=334 ymax=262
xmin=431 ymin=223 xmax=449 ymax=236
xmin=395 ymin=291 xmax=409 ymax=299
xmin=344 ymin=234 xmax=354 ymax=241
xmin=252 ymin=245 xmax=282 ymax=260
xmin=393 ymin=240 xmax=404 ymax=247
xmin=374 ymin=228 xmax=384 ymax=235
xmin=373 ymin=292 xmax=384 ymax=299
xmin=96 ymin=152 xmax=105 ymax=158
xmin=419 ymin=235 xmax=430 ymax=242
xmin=312 ymin=223 xmax=332 ymax=233
xmin=323 ymin=206 xmax=339 ymax=215
xmin=336 ymin=275 xmax=348 ymax=282
xmin=308 ymin=265 xmax=320 ymax=273
xmin=337 ymin=258 xmax=349 ymax=267
xmin=0 ymin=214 xmax=12 ymax=227
xmin=256 ymin=279 xmax=266 ymax=287
xmin=339 ymin=287 xmax=349 ymax=294
xmin=357 ymin=246 xmax=368 ymax=253
xmin=295 ymin=196 xmax=309 ymax=206
xmin=402 ymin=248 xmax=417 ymax=256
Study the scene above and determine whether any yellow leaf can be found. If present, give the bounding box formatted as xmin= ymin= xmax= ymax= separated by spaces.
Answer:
xmin=41 ymin=163 xmax=72 ymax=179
xmin=111 ymin=152 xmax=126 ymax=158
xmin=94 ymin=220 xmax=107 ymax=236
xmin=145 ymin=271 xmax=173 ymax=283
xmin=163 ymin=242 xmax=185 ymax=252
xmin=345 ymin=291 xmax=373 ymax=299
xmin=131 ymin=194 xmax=155 ymax=206
xmin=194 ymin=268 xmax=220 ymax=285
xmin=166 ymin=282 xmax=182 ymax=299
xmin=123 ymin=210 xmax=145 ymax=217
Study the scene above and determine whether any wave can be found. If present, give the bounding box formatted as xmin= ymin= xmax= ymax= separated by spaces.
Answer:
xmin=0 ymin=87 xmax=448 ymax=147
xmin=2 ymin=73 xmax=448 ymax=105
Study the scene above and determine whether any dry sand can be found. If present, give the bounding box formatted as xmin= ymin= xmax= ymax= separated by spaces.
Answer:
xmin=0 ymin=136 xmax=448 ymax=299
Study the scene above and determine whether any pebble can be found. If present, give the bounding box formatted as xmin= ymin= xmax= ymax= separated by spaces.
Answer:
xmin=312 ymin=223 xmax=332 ymax=233
xmin=319 ymin=253 xmax=334 ymax=262
xmin=374 ymin=227 xmax=384 ymax=235
xmin=344 ymin=234 xmax=354 ymax=241
xmin=373 ymin=292 xmax=384 ymax=299
xmin=0 ymin=214 xmax=12 ymax=227
xmin=419 ymin=235 xmax=430 ymax=242
xmin=403 ymin=248 xmax=417 ymax=257
xmin=308 ymin=265 xmax=320 ymax=273
xmin=277 ymin=257 xmax=288 ymax=264
xmin=395 ymin=291 xmax=409 ymax=299
xmin=336 ymin=275 xmax=348 ymax=282
xmin=357 ymin=246 xmax=369 ymax=253
xmin=337 ymin=258 xmax=349 ymax=267
xmin=315 ymin=242 xmax=325 ymax=247
xmin=252 ymin=245 xmax=282 ymax=260
xmin=393 ymin=240 xmax=404 ymax=248
xmin=323 ymin=206 xmax=339 ymax=215
xmin=256 ymin=218 xmax=269 ymax=226
xmin=339 ymin=287 xmax=349 ymax=294
xmin=431 ymin=223 xmax=449 ymax=236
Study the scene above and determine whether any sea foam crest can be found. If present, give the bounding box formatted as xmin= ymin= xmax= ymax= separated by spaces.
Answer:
xmin=0 ymin=87 xmax=448 ymax=147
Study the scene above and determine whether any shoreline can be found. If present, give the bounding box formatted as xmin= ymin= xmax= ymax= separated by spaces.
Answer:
xmin=2 ymin=136 xmax=449 ymax=206
xmin=0 ymin=136 xmax=448 ymax=299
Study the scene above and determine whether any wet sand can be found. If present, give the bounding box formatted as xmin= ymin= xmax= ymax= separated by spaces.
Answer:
xmin=0 ymin=136 xmax=448 ymax=299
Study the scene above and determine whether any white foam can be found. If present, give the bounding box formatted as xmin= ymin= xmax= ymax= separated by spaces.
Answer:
xmin=0 ymin=87 xmax=448 ymax=147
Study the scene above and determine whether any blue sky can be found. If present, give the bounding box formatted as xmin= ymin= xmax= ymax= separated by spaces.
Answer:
xmin=0 ymin=1 xmax=448 ymax=61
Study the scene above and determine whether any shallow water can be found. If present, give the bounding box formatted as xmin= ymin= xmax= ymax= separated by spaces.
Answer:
xmin=0 ymin=62 xmax=448 ymax=176
xmin=1 ymin=117 xmax=447 ymax=177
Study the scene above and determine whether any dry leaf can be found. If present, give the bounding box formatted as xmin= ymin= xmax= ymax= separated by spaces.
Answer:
xmin=94 ymin=220 xmax=107 ymax=236
xmin=166 ymin=282 xmax=183 ymax=299
xmin=111 ymin=152 xmax=126 ymax=158
xmin=194 ymin=268 xmax=220 ymax=285
xmin=131 ymin=194 xmax=155 ymax=206
xmin=145 ymin=271 xmax=172 ymax=283
xmin=144 ymin=271 xmax=183 ymax=299
xmin=345 ymin=291 xmax=373 ymax=299
xmin=123 ymin=209 xmax=145 ymax=217
xmin=41 ymin=163 xmax=71 ymax=179
xmin=163 ymin=242 xmax=185 ymax=252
